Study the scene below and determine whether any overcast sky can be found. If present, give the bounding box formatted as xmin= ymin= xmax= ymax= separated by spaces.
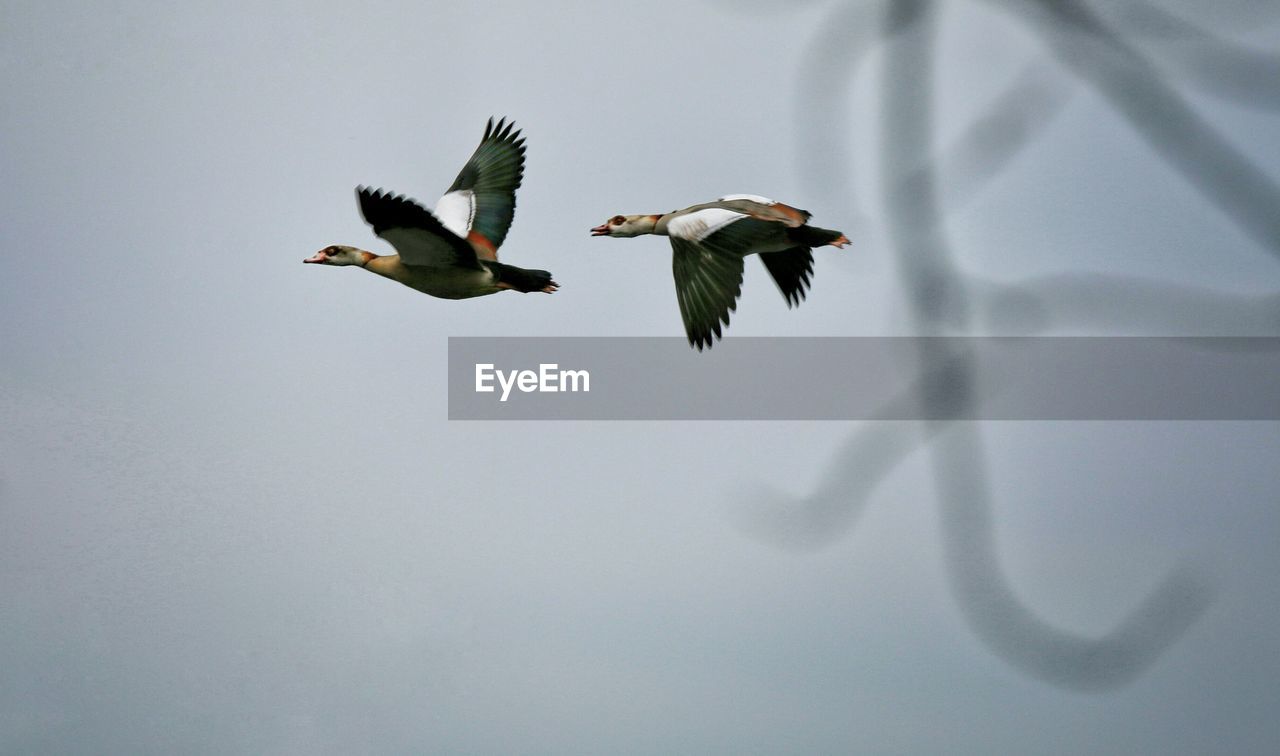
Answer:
xmin=3 ymin=1 xmax=1280 ymax=753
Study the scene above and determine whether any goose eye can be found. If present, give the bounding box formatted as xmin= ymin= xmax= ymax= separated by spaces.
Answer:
xmin=611 ymin=215 xmax=625 ymax=225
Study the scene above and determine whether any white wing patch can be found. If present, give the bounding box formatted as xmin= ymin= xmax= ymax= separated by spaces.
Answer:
xmin=434 ymin=189 xmax=475 ymax=238
xmin=667 ymin=208 xmax=748 ymax=242
xmin=718 ymin=193 xmax=776 ymax=205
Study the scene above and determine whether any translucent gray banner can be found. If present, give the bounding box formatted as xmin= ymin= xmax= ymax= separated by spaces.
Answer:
xmin=447 ymin=337 xmax=1280 ymax=420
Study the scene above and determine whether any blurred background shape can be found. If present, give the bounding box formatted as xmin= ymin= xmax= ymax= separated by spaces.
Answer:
xmin=736 ymin=0 xmax=1279 ymax=691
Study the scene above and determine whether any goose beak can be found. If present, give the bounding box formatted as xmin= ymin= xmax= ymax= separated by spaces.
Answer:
xmin=590 ymin=224 xmax=610 ymax=236
xmin=303 ymin=252 xmax=327 ymax=264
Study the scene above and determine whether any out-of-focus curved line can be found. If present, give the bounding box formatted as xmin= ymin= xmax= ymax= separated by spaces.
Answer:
xmin=1096 ymin=0 xmax=1280 ymax=111
xmin=985 ymin=0 xmax=1280 ymax=260
xmin=792 ymin=0 xmax=889 ymax=235
xmin=917 ymin=62 xmax=1075 ymax=213
xmin=971 ymin=273 xmax=1280 ymax=336
xmin=720 ymin=0 xmax=1221 ymax=690
xmin=1095 ymin=1 xmax=1280 ymax=39
xmin=734 ymin=422 xmax=924 ymax=552
xmin=931 ymin=423 xmax=1216 ymax=691
xmin=880 ymin=0 xmax=1210 ymax=691
xmin=735 ymin=348 xmax=988 ymax=552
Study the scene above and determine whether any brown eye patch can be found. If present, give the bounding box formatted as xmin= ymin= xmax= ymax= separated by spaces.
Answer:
xmin=611 ymin=215 xmax=625 ymax=225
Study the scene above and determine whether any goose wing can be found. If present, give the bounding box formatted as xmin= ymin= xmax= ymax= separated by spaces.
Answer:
xmin=668 ymin=209 xmax=784 ymax=350
xmin=357 ymin=186 xmax=483 ymax=270
xmin=758 ymin=248 xmax=815 ymax=307
xmin=433 ymin=117 xmax=527 ymax=261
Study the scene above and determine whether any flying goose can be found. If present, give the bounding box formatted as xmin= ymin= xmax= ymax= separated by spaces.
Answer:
xmin=591 ymin=195 xmax=849 ymax=349
xmin=306 ymin=117 xmax=558 ymax=298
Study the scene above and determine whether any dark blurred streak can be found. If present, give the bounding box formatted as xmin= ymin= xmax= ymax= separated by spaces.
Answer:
xmin=736 ymin=348 xmax=991 ymax=552
xmin=1098 ymin=0 xmax=1280 ymax=110
xmin=792 ymin=0 xmax=885 ymax=236
xmin=1112 ymin=1 xmax=1280 ymax=34
xmin=988 ymin=0 xmax=1280 ymax=258
xmin=878 ymin=1 xmax=1212 ymax=691
xmin=880 ymin=0 xmax=965 ymax=324
xmin=713 ymin=0 xmax=1267 ymax=690
xmin=929 ymin=63 xmax=1074 ymax=213
xmin=938 ymin=438 xmax=1218 ymax=690
xmin=975 ymin=273 xmax=1280 ymax=336
xmin=734 ymin=423 xmax=917 ymax=552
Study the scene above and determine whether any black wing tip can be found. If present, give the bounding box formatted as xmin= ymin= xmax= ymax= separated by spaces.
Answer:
xmin=686 ymin=315 xmax=732 ymax=351
xmin=482 ymin=115 xmax=523 ymax=145
xmin=784 ymin=289 xmax=810 ymax=309
xmin=356 ymin=184 xmax=410 ymax=207
xmin=356 ymin=185 xmax=405 ymax=204
xmin=355 ymin=184 xmax=376 ymax=214
xmin=689 ymin=333 xmax=717 ymax=351
xmin=355 ymin=185 xmax=441 ymax=234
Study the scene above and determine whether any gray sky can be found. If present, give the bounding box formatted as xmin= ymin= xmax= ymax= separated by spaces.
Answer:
xmin=3 ymin=1 xmax=1280 ymax=753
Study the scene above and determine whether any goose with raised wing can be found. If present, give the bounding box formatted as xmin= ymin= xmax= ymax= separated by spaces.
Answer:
xmin=591 ymin=195 xmax=848 ymax=349
xmin=306 ymin=117 xmax=558 ymax=298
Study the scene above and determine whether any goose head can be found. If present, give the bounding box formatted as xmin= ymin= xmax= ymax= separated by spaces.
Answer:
xmin=590 ymin=214 xmax=659 ymax=238
xmin=304 ymin=245 xmax=367 ymax=266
